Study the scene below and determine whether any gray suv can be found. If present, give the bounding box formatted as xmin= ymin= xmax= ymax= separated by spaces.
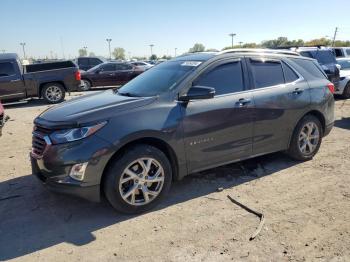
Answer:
xmin=31 ymin=49 xmax=335 ymax=213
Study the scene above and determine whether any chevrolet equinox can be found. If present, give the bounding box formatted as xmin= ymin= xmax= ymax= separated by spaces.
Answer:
xmin=31 ymin=49 xmax=335 ymax=213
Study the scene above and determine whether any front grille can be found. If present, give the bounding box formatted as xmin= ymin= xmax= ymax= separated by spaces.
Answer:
xmin=32 ymin=125 xmax=52 ymax=158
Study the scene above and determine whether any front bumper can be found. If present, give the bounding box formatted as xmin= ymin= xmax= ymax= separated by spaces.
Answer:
xmin=324 ymin=122 xmax=334 ymax=137
xmin=30 ymin=134 xmax=114 ymax=202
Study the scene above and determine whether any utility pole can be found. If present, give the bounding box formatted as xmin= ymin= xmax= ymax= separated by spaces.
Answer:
xmin=175 ymin=47 xmax=177 ymax=57
xmin=149 ymin=44 xmax=154 ymax=58
xmin=20 ymin=42 xmax=26 ymax=59
xmin=228 ymin=33 xmax=236 ymax=48
xmin=239 ymin=41 xmax=243 ymax=47
xmin=106 ymin=38 xmax=112 ymax=60
xmin=332 ymin=27 xmax=338 ymax=47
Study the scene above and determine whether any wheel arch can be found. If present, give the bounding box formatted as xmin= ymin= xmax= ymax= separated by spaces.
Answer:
xmin=100 ymin=136 xmax=180 ymax=195
xmin=39 ymin=81 xmax=66 ymax=97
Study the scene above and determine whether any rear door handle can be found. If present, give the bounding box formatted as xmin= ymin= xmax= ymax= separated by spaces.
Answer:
xmin=236 ymin=98 xmax=251 ymax=107
xmin=292 ymin=88 xmax=303 ymax=95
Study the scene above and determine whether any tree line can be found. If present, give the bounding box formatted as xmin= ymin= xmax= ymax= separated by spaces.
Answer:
xmin=78 ymin=37 xmax=350 ymax=59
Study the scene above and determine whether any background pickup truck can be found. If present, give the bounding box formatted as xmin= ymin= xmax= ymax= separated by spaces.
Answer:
xmin=0 ymin=53 xmax=82 ymax=104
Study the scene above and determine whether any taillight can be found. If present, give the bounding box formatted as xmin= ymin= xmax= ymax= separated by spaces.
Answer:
xmin=327 ymin=83 xmax=335 ymax=94
xmin=75 ymin=71 xmax=81 ymax=81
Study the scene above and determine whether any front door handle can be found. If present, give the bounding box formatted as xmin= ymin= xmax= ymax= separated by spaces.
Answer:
xmin=237 ymin=98 xmax=251 ymax=107
xmin=292 ymin=88 xmax=303 ymax=95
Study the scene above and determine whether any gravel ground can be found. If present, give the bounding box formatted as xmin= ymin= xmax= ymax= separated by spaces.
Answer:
xmin=0 ymin=92 xmax=349 ymax=262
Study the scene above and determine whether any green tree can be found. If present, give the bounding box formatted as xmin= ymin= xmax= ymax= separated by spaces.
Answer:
xmin=112 ymin=47 xmax=126 ymax=60
xmin=150 ymin=54 xmax=158 ymax=60
xmin=205 ymin=48 xmax=219 ymax=52
xmin=89 ymin=52 xmax=96 ymax=56
xmin=305 ymin=38 xmax=332 ymax=46
xmin=189 ymin=43 xmax=205 ymax=53
xmin=78 ymin=48 xmax=87 ymax=57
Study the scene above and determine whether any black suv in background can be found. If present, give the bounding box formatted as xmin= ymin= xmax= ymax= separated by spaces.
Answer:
xmin=31 ymin=50 xmax=335 ymax=214
xmin=75 ymin=57 xmax=105 ymax=71
xmin=296 ymin=47 xmax=340 ymax=88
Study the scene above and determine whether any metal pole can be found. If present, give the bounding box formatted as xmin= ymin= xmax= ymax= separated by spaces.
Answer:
xmin=175 ymin=48 xmax=177 ymax=57
xmin=106 ymin=38 xmax=112 ymax=60
xmin=229 ymin=33 xmax=236 ymax=48
xmin=149 ymin=44 xmax=154 ymax=57
xmin=83 ymin=46 xmax=88 ymax=56
xmin=20 ymin=42 xmax=26 ymax=59
xmin=332 ymin=27 xmax=338 ymax=47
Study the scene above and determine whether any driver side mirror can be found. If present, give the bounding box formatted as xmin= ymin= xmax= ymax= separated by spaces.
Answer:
xmin=178 ymin=86 xmax=215 ymax=102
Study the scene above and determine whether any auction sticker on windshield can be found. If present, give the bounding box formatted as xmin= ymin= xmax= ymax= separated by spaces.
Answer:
xmin=181 ymin=61 xmax=202 ymax=67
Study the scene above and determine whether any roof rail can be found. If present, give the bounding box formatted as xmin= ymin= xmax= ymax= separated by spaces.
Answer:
xmin=218 ymin=48 xmax=300 ymax=56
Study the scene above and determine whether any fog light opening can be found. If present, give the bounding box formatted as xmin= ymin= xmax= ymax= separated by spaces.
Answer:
xmin=69 ymin=162 xmax=88 ymax=181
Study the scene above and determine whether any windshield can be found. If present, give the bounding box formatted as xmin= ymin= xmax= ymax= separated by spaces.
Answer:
xmin=87 ymin=64 xmax=102 ymax=72
xmin=118 ymin=60 xmax=201 ymax=96
xmin=300 ymin=50 xmax=336 ymax=65
xmin=337 ymin=59 xmax=350 ymax=70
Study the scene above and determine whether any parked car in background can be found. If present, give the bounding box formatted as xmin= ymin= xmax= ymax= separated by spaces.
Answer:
xmin=331 ymin=47 xmax=350 ymax=58
xmin=31 ymin=50 xmax=334 ymax=213
xmin=0 ymin=53 xmax=81 ymax=104
xmin=296 ymin=47 xmax=340 ymax=89
xmin=130 ymin=61 xmax=153 ymax=71
xmin=0 ymin=101 xmax=5 ymax=136
xmin=80 ymin=62 xmax=143 ymax=90
xmin=75 ymin=57 xmax=105 ymax=71
xmin=336 ymin=58 xmax=350 ymax=98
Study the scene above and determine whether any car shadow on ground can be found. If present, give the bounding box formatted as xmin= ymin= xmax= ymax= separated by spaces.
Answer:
xmin=334 ymin=117 xmax=350 ymax=130
xmin=0 ymin=152 xmax=301 ymax=260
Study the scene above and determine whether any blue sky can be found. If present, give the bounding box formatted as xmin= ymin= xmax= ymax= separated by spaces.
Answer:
xmin=1 ymin=0 xmax=350 ymax=59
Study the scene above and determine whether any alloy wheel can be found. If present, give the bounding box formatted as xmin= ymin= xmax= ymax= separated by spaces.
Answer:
xmin=119 ymin=158 xmax=165 ymax=206
xmin=298 ymin=122 xmax=320 ymax=155
xmin=45 ymin=86 xmax=62 ymax=102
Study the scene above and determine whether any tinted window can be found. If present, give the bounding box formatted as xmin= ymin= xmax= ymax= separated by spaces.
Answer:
xmin=78 ymin=58 xmax=89 ymax=66
xmin=89 ymin=58 xmax=102 ymax=66
xmin=250 ymin=59 xmax=284 ymax=88
xmin=292 ymin=59 xmax=327 ymax=79
xmin=334 ymin=49 xmax=343 ymax=57
xmin=101 ymin=64 xmax=116 ymax=71
xmin=300 ymin=50 xmax=336 ymax=64
xmin=117 ymin=64 xmax=133 ymax=70
xmin=282 ymin=62 xmax=299 ymax=83
xmin=346 ymin=49 xmax=350 ymax=56
xmin=194 ymin=61 xmax=244 ymax=95
xmin=0 ymin=62 xmax=16 ymax=77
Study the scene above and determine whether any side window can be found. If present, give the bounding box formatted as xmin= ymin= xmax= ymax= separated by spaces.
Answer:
xmin=346 ymin=49 xmax=350 ymax=56
xmin=291 ymin=59 xmax=327 ymax=79
xmin=194 ymin=61 xmax=244 ymax=96
xmin=101 ymin=64 xmax=116 ymax=71
xmin=0 ymin=62 xmax=16 ymax=77
xmin=334 ymin=49 xmax=343 ymax=57
xmin=282 ymin=62 xmax=299 ymax=83
xmin=78 ymin=58 xmax=89 ymax=66
xmin=250 ymin=59 xmax=285 ymax=88
xmin=89 ymin=58 xmax=101 ymax=66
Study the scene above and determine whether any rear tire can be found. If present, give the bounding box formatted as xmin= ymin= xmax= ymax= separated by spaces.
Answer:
xmin=287 ymin=115 xmax=323 ymax=161
xmin=80 ymin=79 xmax=92 ymax=91
xmin=342 ymin=82 xmax=350 ymax=99
xmin=42 ymin=83 xmax=65 ymax=104
xmin=104 ymin=144 xmax=172 ymax=214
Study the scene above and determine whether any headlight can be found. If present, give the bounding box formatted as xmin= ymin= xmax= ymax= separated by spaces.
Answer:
xmin=49 ymin=121 xmax=107 ymax=144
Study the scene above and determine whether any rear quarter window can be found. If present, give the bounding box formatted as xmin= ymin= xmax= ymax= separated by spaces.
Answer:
xmin=291 ymin=58 xmax=327 ymax=79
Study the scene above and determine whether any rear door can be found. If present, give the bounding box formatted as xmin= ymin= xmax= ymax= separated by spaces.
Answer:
xmin=247 ymin=57 xmax=311 ymax=155
xmin=0 ymin=61 xmax=26 ymax=101
xmin=98 ymin=63 xmax=117 ymax=86
xmin=182 ymin=58 xmax=255 ymax=172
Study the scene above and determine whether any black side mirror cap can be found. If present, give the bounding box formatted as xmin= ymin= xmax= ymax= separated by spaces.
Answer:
xmin=178 ymin=86 xmax=215 ymax=102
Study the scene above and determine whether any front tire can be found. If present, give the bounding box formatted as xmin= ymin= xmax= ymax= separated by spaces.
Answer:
xmin=42 ymin=83 xmax=65 ymax=104
xmin=104 ymin=144 xmax=172 ymax=214
xmin=287 ymin=115 xmax=323 ymax=161
xmin=342 ymin=82 xmax=350 ymax=99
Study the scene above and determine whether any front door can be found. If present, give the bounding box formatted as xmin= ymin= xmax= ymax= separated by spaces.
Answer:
xmin=181 ymin=58 xmax=254 ymax=173
xmin=0 ymin=61 xmax=26 ymax=101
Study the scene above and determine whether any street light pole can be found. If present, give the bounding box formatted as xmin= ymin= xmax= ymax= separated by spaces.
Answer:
xmin=83 ymin=46 xmax=88 ymax=56
xmin=175 ymin=48 xmax=177 ymax=57
xmin=228 ymin=33 xmax=236 ymax=48
xmin=149 ymin=44 xmax=154 ymax=58
xmin=106 ymin=38 xmax=112 ymax=60
xmin=20 ymin=42 xmax=26 ymax=59
xmin=239 ymin=41 xmax=243 ymax=47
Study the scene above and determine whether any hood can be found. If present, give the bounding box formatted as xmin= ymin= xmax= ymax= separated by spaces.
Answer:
xmin=35 ymin=90 xmax=156 ymax=128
